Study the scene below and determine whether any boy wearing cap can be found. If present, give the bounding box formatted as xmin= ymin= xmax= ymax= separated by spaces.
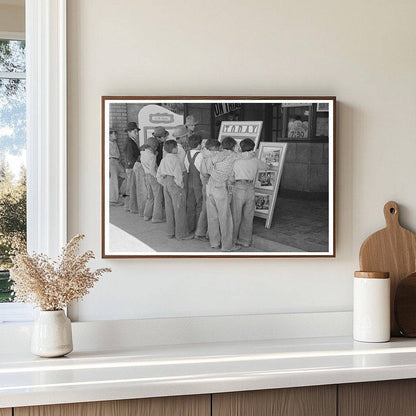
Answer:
xmin=152 ymin=126 xmax=169 ymax=166
xmin=185 ymin=134 xmax=203 ymax=234
xmin=171 ymin=124 xmax=191 ymax=199
xmin=171 ymin=124 xmax=189 ymax=169
xmin=156 ymin=140 xmax=192 ymax=241
xmin=231 ymin=138 xmax=268 ymax=247
xmin=141 ymin=137 xmax=165 ymax=223
xmin=205 ymin=136 xmax=240 ymax=251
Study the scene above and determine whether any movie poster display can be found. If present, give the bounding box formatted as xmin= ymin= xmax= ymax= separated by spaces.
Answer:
xmin=255 ymin=142 xmax=288 ymax=228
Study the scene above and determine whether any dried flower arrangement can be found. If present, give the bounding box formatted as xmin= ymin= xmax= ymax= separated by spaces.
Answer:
xmin=10 ymin=234 xmax=111 ymax=311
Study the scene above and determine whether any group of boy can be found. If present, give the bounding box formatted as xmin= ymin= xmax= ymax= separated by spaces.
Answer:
xmin=110 ymin=115 xmax=267 ymax=252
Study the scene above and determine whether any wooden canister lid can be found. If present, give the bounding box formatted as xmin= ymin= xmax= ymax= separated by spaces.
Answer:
xmin=354 ymin=271 xmax=390 ymax=279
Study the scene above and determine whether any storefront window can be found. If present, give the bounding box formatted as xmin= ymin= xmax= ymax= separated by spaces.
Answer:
xmin=282 ymin=104 xmax=310 ymax=139
xmin=277 ymin=103 xmax=329 ymax=141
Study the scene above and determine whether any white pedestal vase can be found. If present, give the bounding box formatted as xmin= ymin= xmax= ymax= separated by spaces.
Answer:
xmin=31 ymin=310 xmax=73 ymax=357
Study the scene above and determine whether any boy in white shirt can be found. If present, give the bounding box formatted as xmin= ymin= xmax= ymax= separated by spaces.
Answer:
xmin=141 ymin=137 xmax=165 ymax=223
xmin=231 ymin=138 xmax=268 ymax=247
xmin=157 ymin=140 xmax=192 ymax=241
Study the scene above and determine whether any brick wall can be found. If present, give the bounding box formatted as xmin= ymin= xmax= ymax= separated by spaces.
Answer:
xmin=109 ymin=103 xmax=129 ymax=166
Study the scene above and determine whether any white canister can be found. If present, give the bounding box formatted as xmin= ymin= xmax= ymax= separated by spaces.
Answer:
xmin=353 ymin=271 xmax=390 ymax=342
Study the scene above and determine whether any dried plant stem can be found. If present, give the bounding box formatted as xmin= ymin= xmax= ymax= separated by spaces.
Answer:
xmin=10 ymin=234 xmax=111 ymax=310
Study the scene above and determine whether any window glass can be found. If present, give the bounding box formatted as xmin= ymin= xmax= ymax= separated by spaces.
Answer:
xmin=0 ymin=39 xmax=26 ymax=303
xmin=286 ymin=106 xmax=309 ymax=139
xmin=0 ymin=40 xmax=26 ymax=73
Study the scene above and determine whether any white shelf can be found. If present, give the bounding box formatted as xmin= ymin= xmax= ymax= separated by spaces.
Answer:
xmin=2 ymin=335 xmax=416 ymax=408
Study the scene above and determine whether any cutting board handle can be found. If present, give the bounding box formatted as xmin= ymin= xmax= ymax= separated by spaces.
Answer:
xmin=384 ymin=201 xmax=400 ymax=228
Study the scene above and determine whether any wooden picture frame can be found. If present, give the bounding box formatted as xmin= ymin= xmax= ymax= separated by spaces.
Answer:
xmin=102 ymin=96 xmax=336 ymax=258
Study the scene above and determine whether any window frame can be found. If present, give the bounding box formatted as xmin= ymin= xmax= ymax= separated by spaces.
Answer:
xmin=0 ymin=31 xmax=28 ymax=320
xmin=0 ymin=0 xmax=67 ymax=323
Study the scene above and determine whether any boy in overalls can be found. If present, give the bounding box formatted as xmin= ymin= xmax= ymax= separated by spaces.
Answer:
xmin=156 ymin=140 xmax=193 ymax=241
xmin=206 ymin=136 xmax=240 ymax=252
xmin=185 ymin=134 xmax=203 ymax=234
xmin=141 ymin=137 xmax=165 ymax=223
xmin=194 ymin=138 xmax=220 ymax=241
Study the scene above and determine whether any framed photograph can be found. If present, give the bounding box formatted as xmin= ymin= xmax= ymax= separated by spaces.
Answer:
xmin=254 ymin=142 xmax=288 ymax=229
xmin=256 ymin=170 xmax=276 ymax=190
xmin=255 ymin=193 xmax=271 ymax=214
xmin=102 ymin=96 xmax=336 ymax=257
xmin=261 ymin=146 xmax=282 ymax=167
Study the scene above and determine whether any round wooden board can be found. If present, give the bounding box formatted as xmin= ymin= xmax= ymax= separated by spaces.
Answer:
xmin=359 ymin=201 xmax=416 ymax=336
xmin=395 ymin=273 xmax=416 ymax=337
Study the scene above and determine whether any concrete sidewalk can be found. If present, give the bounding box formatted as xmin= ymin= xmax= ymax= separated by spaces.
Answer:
xmin=109 ymin=206 xmax=301 ymax=253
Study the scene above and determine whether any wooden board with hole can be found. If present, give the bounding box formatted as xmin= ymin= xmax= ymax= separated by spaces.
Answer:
xmin=359 ymin=201 xmax=416 ymax=335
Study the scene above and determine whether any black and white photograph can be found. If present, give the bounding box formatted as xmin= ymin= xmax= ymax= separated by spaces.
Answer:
xmin=255 ymin=194 xmax=270 ymax=214
xmin=261 ymin=147 xmax=282 ymax=167
xmin=257 ymin=171 xmax=276 ymax=189
xmin=102 ymin=97 xmax=335 ymax=257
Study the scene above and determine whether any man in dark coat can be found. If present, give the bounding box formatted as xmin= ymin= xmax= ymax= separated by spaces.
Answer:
xmin=124 ymin=122 xmax=141 ymax=209
xmin=125 ymin=121 xmax=140 ymax=169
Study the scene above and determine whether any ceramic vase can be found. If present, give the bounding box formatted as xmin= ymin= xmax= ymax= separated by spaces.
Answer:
xmin=31 ymin=310 xmax=73 ymax=357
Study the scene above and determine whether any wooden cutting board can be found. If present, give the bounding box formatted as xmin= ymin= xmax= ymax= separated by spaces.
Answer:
xmin=359 ymin=201 xmax=416 ymax=336
xmin=395 ymin=273 xmax=416 ymax=337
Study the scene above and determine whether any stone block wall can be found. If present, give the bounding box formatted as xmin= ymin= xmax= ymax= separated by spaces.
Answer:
xmin=281 ymin=142 xmax=329 ymax=195
xmin=187 ymin=103 xmax=212 ymax=138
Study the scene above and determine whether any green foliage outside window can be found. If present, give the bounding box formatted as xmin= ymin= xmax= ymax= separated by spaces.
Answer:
xmin=0 ymin=39 xmax=27 ymax=302
xmin=0 ymin=161 xmax=26 ymax=302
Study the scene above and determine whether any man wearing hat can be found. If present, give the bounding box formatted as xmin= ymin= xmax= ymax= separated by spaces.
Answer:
xmin=109 ymin=129 xmax=125 ymax=205
xmin=152 ymin=126 xmax=169 ymax=166
xmin=185 ymin=114 xmax=199 ymax=134
xmin=124 ymin=122 xmax=141 ymax=210
xmin=171 ymin=124 xmax=191 ymax=199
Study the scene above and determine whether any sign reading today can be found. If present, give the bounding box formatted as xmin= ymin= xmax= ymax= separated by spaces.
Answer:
xmin=222 ymin=123 xmax=260 ymax=134
xmin=218 ymin=121 xmax=263 ymax=149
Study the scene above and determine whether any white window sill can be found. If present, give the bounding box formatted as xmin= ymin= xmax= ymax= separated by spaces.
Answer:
xmin=0 ymin=303 xmax=35 ymax=324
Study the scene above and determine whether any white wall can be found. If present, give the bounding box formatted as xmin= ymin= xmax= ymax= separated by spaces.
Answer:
xmin=0 ymin=3 xmax=24 ymax=32
xmin=67 ymin=0 xmax=416 ymax=322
